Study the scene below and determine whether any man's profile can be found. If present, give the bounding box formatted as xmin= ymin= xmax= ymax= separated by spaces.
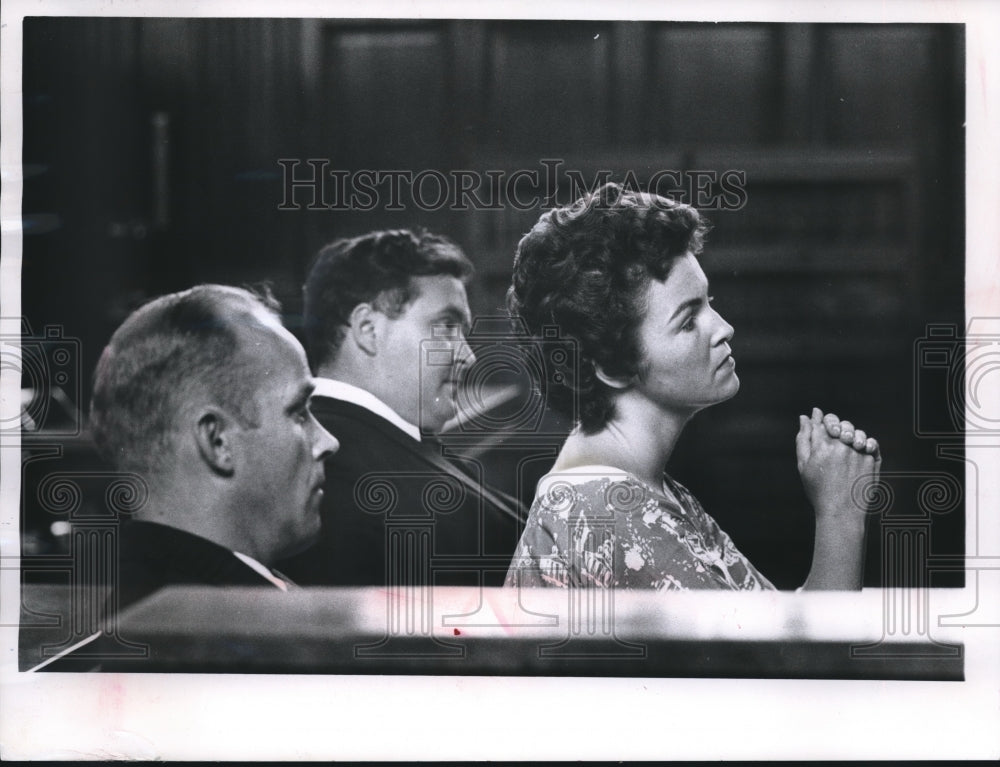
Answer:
xmin=278 ymin=229 xmax=524 ymax=588
xmin=89 ymin=284 xmax=339 ymax=611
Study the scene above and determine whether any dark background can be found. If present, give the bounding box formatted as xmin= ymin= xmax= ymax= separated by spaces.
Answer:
xmin=20 ymin=18 xmax=965 ymax=588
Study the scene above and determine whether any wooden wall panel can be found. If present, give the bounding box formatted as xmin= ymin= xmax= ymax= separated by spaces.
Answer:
xmin=824 ymin=25 xmax=939 ymax=145
xmin=646 ymin=23 xmax=779 ymax=144
xmin=322 ymin=25 xmax=451 ymax=168
xmin=707 ymin=180 xmax=911 ymax=246
xmin=483 ymin=22 xmax=614 ymax=153
xmin=22 ymin=17 xmax=149 ymax=384
xmin=150 ymin=19 xmax=313 ymax=294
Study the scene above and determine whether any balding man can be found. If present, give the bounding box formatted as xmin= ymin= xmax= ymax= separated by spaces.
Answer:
xmin=89 ymin=284 xmax=339 ymax=610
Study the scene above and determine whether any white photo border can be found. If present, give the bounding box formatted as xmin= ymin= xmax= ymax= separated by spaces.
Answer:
xmin=1 ymin=0 xmax=998 ymax=760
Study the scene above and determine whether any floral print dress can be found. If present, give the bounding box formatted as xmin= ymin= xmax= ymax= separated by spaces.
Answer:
xmin=504 ymin=466 xmax=774 ymax=590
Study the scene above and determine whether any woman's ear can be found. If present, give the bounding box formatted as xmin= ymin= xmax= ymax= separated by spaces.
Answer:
xmin=194 ymin=409 xmax=236 ymax=477
xmin=593 ymin=362 xmax=632 ymax=390
xmin=347 ymin=302 xmax=379 ymax=356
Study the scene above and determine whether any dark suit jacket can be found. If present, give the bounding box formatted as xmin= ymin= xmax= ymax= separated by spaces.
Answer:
xmin=278 ymin=396 xmax=526 ymax=588
xmin=34 ymin=521 xmax=287 ymax=672
xmin=114 ymin=520 xmax=283 ymax=612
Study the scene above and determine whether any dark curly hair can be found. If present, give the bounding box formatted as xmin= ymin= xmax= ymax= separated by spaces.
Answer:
xmin=303 ymin=228 xmax=473 ymax=371
xmin=507 ymin=182 xmax=710 ymax=433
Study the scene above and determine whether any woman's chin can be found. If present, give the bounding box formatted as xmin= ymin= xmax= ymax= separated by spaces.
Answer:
xmin=719 ymin=375 xmax=741 ymax=401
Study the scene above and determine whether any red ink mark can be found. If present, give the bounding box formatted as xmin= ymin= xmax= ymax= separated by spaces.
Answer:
xmin=453 ymin=628 xmax=461 ymax=636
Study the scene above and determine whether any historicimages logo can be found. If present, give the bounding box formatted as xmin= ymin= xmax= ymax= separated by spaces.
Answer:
xmin=422 ymin=316 xmax=579 ymax=439
xmin=277 ymin=159 xmax=748 ymax=213
xmin=1 ymin=317 xmax=82 ymax=436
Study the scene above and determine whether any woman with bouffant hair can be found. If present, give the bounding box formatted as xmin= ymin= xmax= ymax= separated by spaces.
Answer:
xmin=504 ymin=183 xmax=881 ymax=590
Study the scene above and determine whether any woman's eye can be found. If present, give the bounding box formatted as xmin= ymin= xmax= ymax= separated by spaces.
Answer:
xmin=681 ymin=316 xmax=696 ymax=332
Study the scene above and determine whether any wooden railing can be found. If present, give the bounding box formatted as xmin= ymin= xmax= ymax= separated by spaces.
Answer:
xmin=20 ymin=585 xmax=964 ymax=679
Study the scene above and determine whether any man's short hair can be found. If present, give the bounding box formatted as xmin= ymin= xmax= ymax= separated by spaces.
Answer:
xmin=302 ymin=228 xmax=474 ymax=371
xmin=89 ymin=284 xmax=282 ymax=474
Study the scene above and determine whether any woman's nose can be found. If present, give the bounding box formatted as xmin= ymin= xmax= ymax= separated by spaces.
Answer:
xmin=714 ymin=309 xmax=734 ymax=344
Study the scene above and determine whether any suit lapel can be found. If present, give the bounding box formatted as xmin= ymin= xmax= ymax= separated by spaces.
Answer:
xmin=423 ymin=436 xmax=526 ymax=523
xmin=125 ymin=522 xmax=283 ymax=589
xmin=313 ymin=396 xmax=524 ymax=525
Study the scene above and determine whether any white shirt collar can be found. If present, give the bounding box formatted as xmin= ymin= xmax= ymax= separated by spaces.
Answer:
xmin=312 ymin=377 xmax=422 ymax=442
xmin=232 ymin=551 xmax=288 ymax=591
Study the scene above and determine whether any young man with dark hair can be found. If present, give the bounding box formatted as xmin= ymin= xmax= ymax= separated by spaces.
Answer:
xmin=279 ymin=229 xmax=524 ymax=588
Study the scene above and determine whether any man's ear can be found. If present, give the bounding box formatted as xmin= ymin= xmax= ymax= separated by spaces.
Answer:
xmin=347 ymin=302 xmax=380 ymax=357
xmin=194 ymin=409 xmax=237 ymax=477
xmin=593 ymin=363 xmax=632 ymax=390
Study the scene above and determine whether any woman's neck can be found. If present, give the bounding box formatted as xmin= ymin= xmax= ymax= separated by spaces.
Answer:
xmin=552 ymin=394 xmax=692 ymax=488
